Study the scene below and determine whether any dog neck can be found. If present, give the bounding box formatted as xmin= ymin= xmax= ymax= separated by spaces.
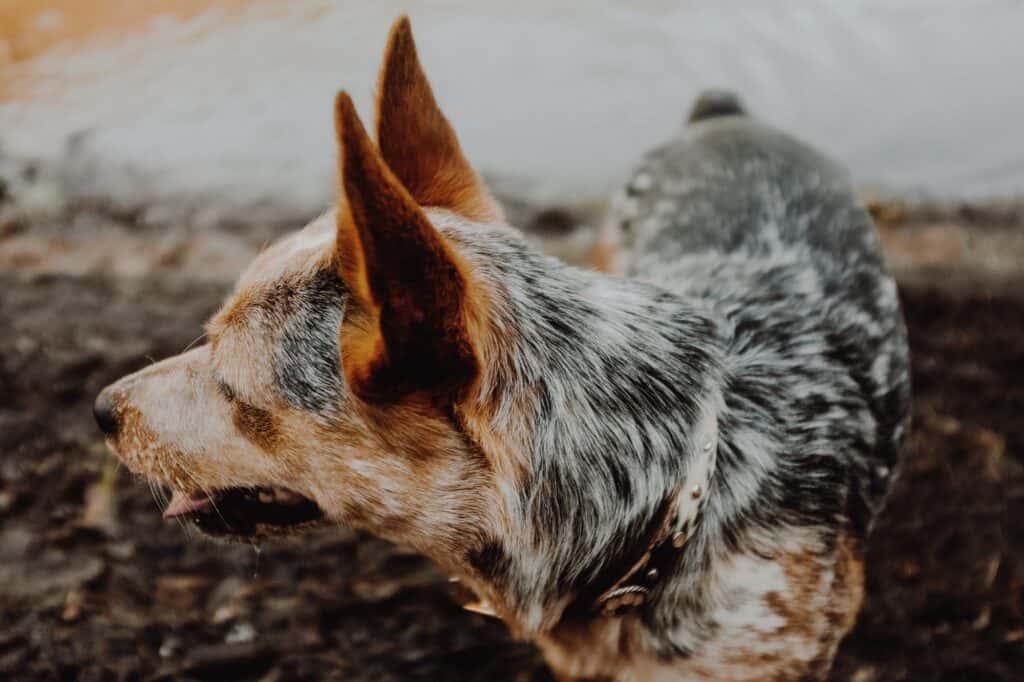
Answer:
xmin=570 ymin=407 xmax=719 ymax=619
xmin=442 ymin=218 xmax=728 ymax=635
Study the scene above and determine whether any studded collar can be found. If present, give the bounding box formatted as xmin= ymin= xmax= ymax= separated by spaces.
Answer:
xmin=456 ymin=410 xmax=719 ymax=621
xmin=590 ymin=411 xmax=719 ymax=617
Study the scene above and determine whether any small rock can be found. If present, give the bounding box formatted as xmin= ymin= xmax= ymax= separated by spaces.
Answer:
xmin=159 ymin=636 xmax=182 ymax=659
xmin=79 ymin=455 xmax=119 ymax=533
xmin=851 ymin=666 xmax=877 ymax=682
xmin=106 ymin=541 xmax=135 ymax=561
xmin=61 ymin=588 xmax=85 ymax=621
xmin=225 ymin=622 xmax=256 ymax=644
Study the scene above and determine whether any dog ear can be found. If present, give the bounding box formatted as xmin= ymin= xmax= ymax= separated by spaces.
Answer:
xmin=333 ymin=92 xmax=479 ymax=403
xmin=375 ymin=15 xmax=503 ymax=223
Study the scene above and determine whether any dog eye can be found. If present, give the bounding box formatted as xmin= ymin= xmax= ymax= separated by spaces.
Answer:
xmin=216 ymin=379 xmax=236 ymax=402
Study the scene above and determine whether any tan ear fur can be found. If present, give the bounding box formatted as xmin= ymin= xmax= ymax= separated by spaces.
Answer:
xmin=375 ymin=16 xmax=503 ymax=223
xmin=334 ymin=92 xmax=478 ymax=403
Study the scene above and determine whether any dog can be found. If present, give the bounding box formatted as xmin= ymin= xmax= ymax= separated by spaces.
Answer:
xmin=95 ymin=16 xmax=910 ymax=681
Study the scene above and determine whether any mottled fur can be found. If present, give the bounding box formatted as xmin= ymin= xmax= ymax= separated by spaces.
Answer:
xmin=96 ymin=17 xmax=909 ymax=681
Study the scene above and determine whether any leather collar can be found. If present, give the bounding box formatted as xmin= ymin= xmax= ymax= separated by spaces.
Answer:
xmin=591 ymin=410 xmax=719 ymax=617
xmin=455 ymin=410 xmax=719 ymax=621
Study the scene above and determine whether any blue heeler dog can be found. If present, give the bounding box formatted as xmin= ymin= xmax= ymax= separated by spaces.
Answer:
xmin=94 ymin=16 xmax=910 ymax=681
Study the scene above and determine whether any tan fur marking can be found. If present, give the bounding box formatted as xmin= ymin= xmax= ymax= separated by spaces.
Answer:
xmin=588 ymin=239 xmax=620 ymax=275
xmin=217 ymin=290 xmax=251 ymax=327
xmin=233 ymin=401 xmax=281 ymax=451
xmin=828 ymin=530 xmax=865 ymax=645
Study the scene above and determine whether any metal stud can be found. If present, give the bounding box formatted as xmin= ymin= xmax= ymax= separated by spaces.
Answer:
xmin=703 ymin=439 xmax=714 ymax=452
xmin=691 ymin=484 xmax=702 ymax=499
xmin=646 ymin=568 xmax=659 ymax=581
xmin=671 ymin=531 xmax=687 ymax=548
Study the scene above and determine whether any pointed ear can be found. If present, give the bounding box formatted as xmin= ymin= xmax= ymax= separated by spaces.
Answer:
xmin=375 ymin=15 xmax=503 ymax=223
xmin=334 ymin=91 xmax=479 ymax=402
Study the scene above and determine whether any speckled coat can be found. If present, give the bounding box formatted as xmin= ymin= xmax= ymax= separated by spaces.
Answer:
xmin=536 ymin=94 xmax=911 ymax=680
xmin=95 ymin=18 xmax=911 ymax=680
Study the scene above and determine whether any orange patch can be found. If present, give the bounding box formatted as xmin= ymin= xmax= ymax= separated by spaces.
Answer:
xmin=589 ymin=239 xmax=620 ymax=275
xmin=0 ymin=0 xmax=270 ymax=99
xmin=829 ymin=530 xmax=865 ymax=636
xmin=213 ymin=286 xmax=255 ymax=329
xmin=756 ymin=530 xmax=865 ymax=680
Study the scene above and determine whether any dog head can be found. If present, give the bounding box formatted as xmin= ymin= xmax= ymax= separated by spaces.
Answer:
xmin=96 ymin=16 xmax=507 ymax=561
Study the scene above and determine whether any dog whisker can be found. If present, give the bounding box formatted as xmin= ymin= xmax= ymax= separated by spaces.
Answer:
xmin=147 ymin=479 xmax=161 ymax=508
xmin=182 ymin=332 xmax=208 ymax=354
xmin=184 ymin=470 xmax=231 ymax=531
xmin=159 ymin=460 xmax=193 ymax=537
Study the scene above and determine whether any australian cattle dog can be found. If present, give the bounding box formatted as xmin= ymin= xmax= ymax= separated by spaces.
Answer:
xmin=95 ymin=16 xmax=910 ymax=681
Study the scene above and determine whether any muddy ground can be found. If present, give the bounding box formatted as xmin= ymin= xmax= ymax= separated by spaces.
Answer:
xmin=1 ymin=184 xmax=1023 ymax=680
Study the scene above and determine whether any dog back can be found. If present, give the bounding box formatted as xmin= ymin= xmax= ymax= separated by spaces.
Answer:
xmin=608 ymin=94 xmax=911 ymax=530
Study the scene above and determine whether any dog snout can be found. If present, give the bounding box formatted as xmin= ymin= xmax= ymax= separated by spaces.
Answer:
xmin=93 ymin=385 xmax=120 ymax=436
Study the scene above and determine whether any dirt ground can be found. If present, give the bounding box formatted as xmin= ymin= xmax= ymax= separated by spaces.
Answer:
xmin=1 ymin=179 xmax=1023 ymax=680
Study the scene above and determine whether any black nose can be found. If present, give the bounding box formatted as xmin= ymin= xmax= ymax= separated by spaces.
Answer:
xmin=93 ymin=387 xmax=120 ymax=436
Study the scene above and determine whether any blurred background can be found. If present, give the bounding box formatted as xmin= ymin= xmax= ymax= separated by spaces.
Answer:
xmin=1 ymin=2 xmax=1022 ymax=681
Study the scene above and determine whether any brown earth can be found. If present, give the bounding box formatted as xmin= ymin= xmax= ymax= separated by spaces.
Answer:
xmin=1 ymin=186 xmax=1023 ymax=680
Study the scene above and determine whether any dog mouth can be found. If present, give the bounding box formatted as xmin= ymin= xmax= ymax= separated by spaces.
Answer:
xmin=163 ymin=487 xmax=324 ymax=539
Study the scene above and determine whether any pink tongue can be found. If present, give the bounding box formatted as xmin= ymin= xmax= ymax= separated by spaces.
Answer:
xmin=163 ymin=490 xmax=215 ymax=519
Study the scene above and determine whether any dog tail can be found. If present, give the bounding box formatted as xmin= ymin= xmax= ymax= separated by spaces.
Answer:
xmin=687 ymin=90 xmax=746 ymax=124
